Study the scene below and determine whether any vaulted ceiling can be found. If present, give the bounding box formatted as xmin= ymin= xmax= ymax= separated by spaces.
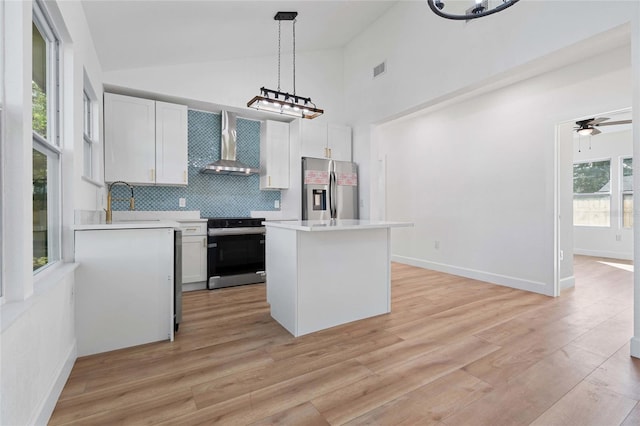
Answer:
xmin=81 ymin=0 xmax=398 ymax=71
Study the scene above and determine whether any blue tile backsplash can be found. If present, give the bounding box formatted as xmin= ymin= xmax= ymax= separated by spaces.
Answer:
xmin=111 ymin=110 xmax=280 ymax=217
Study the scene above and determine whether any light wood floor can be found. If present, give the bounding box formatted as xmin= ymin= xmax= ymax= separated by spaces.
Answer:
xmin=50 ymin=256 xmax=640 ymax=425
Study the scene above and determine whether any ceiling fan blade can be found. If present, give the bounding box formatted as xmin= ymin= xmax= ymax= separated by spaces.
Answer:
xmin=576 ymin=118 xmax=595 ymax=127
xmin=595 ymin=119 xmax=632 ymax=127
xmin=589 ymin=117 xmax=610 ymax=125
xmin=591 ymin=128 xmax=602 ymax=136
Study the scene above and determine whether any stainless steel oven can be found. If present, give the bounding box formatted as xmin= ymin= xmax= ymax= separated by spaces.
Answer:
xmin=207 ymin=217 xmax=266 ymax=289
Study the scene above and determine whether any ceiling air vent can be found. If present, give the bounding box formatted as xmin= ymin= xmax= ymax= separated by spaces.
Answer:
xmin=373 ymin=61 xmax=386 ymax=78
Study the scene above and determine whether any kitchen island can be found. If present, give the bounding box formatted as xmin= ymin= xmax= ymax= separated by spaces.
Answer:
xmin=264 ymin=219 xmax=412 ymax=337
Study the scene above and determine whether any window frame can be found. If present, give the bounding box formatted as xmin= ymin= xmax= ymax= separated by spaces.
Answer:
xmin=0 ymin=0 xmax=4 ymax=299
xmin=82 ymin=73 xmax=101 ymax=186
xmin=32 ymin=0 xmax=62 ymax=274
xmin=621 ymin=156 xmax=633 ymax=229
xmin=572 ymin=158 xmax=612 ymax=228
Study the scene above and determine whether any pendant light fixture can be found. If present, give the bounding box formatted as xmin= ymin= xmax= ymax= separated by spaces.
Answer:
xmin=247 ymin=11 xmax=323 ymax=119
xmin=427 ymin=0 xmax=520 ymax=20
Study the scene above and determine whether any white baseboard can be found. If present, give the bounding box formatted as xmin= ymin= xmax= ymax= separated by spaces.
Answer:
xmin=631 ymin=337 xmax=640 ymax=359
xmin=392 ymin=255 xmax=553 ymax=296
xmin=574 ymin=248 xmax=633 ymax=261
xmin=33 ymin=341 xmax=77 ymax=426
xmin=183 ymin=282 xmax=207 ymax=292
xmin=560 ymin=276 xmax=575 ymax=290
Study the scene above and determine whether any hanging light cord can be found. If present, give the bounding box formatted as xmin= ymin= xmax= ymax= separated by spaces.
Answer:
xmin=277 ymin=19 xmax=282 ymax=92
xmin=293 ymin=19 xmax=297 ymax=96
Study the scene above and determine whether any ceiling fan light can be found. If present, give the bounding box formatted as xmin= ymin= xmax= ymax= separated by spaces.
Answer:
xmin=578 ymin=127 xmax=594 ymax=136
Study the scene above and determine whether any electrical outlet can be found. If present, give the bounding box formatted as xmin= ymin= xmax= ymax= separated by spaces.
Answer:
xmin=435 ymin=240 xmax=440 ymax=250
xmin=179 ymin=198 xmax=186 ymax=208
xmin=274 ymin=200 xmax=280 ymax=209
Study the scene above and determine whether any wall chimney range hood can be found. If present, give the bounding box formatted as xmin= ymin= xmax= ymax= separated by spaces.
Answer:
xmin=201 ymin=111 xmax=260 ymax=176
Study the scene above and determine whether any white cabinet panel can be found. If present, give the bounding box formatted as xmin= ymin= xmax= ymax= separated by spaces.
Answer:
xmin=74 ymin=228 xmax=174 ymax=356
xmin=260 ymin=120 xmax=290 ymax=190
xmin=327 ymin=124 xmax=352 ymax=162
xmin=104 ymin=93 xmax=188 ymax=186
xmin=299 ymin=120 xmax=328 ymax=159
xmin=182 ymin=235 xmax=207 ymax=283
xmin=104 ymin=93 xmax=156 ymax=184
xmin=178 ymin=221 xmax=207 ymax=286
xmin=156 ymin=101 xmax=188 ymax=185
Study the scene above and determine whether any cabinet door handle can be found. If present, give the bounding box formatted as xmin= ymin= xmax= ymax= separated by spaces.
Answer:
xmin=203 ymin=237 xmax=206 ymax=248
xmin=185 ymin=227 xmax=197 ymax=232
xmin=328 ymin=148 xmax=332 ymax=158
xmin=150 ymin=168 xmax=155 ymax=181
xmin=268 ymin=175 xmax=271 ymax=187
xmin=324 ymin=147 xmax=328 ymax=158
xmin=183 ymin=171 xmax=187 ymax=182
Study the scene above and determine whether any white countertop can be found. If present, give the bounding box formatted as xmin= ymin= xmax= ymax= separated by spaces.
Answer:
xmin=263 ymin=219 xmax=414 ymax=232
xmin=74 ymin=220 xmax=181 ymax=231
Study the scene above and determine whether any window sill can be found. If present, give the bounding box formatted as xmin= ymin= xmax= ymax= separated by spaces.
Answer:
xmin=1 ymin=262 xmax=79 ymax=333
xmin=81 ymin=175 xmax=104 ymax=188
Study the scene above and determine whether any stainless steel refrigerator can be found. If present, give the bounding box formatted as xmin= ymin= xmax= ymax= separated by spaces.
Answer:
xmin=302 ymin=157 xmax=358 ymax=220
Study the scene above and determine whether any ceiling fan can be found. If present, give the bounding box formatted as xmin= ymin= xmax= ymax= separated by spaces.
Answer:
xmin=575 ymin=117 xmax=632 ymax=136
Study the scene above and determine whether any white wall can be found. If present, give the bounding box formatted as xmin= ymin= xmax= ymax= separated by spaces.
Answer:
xmin=343 ymin=0 xmax=639 ymax=220
xmin=573 ymin=128 xmax=633 ymax=260
xmin=1 ymin=0 xmax=104 ymax=424
xmin=376 ymin=46 xmax=631 ymax=296
xmin=102 ymin=48 xmax=346 ymax=124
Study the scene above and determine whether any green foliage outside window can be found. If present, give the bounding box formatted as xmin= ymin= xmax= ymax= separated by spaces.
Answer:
xmin=573 ymin=161 xmax=610 ymax=194
xmin=32 ymin=80 xmax=47 ymax=137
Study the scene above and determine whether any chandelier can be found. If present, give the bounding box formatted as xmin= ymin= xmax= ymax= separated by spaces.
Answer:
xmin=247 ymin=12 xmax=323 ymax=119
xmin=427 ymin=0 xmax=520 ymax=20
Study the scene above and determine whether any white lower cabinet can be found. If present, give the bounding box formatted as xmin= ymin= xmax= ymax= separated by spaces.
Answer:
xmin=179 ymin=221 xmax=207 ymax=289
xmin=182 ymin=235 xmax=207 ymax=283
xmin=74 ymin=228 xmax=174 ymax=356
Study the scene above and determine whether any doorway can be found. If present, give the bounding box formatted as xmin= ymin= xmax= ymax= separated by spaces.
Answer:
xmin=556 ymin=108 xmax=633 ymax=295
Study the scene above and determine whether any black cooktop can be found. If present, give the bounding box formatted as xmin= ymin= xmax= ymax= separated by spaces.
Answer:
xmin=206 ymin=217 xmax=265 ymax=228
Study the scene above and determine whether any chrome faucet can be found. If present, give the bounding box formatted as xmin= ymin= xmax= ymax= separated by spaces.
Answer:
xmin=105 ymin=181 xmax=135 ymax=224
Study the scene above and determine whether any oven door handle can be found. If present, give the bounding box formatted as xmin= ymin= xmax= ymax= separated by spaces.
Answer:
xmin=208 ymin=227 xmax=266 ymax=236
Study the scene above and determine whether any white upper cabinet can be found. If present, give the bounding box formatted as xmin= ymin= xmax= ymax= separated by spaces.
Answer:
xmin=104 ymin=93 xmax=188 ymax=186
xmin=299 ymin=121 xmax=352 ymax=162
xmin=299 ymin=121 xmax=328 ymax=159
xmin=104 ymin=94 xmax=156 ymax=184
xmin=155 ymin=101 xmax=188 ymax=185
xmin=327 ymin=124 xmax=352 ymax=162
xmin=260 ymin=120 xmax=290 ymax=190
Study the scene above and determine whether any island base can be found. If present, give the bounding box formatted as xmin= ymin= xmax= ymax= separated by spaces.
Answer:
xmin=266 ymin=226 xmax=391 ymax=337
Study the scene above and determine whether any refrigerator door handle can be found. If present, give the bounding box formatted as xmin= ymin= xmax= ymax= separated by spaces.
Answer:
xmin=329 ymin=171 xmax=337 ymax=219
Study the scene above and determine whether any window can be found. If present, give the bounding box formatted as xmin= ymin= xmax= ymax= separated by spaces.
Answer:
xmin=573 ymin=160 xmax=611 ymax=227
xmin=622 ymin=157 xmax=633 ymax=228
xmin=32 ymin=1 xmax=61 ymax=272
xmin=82 ymin=85 xmax=99 ymax=181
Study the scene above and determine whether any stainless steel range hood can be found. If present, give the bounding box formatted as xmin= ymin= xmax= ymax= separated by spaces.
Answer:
xmin=201 ymin=111 xmax=260 ymax=176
